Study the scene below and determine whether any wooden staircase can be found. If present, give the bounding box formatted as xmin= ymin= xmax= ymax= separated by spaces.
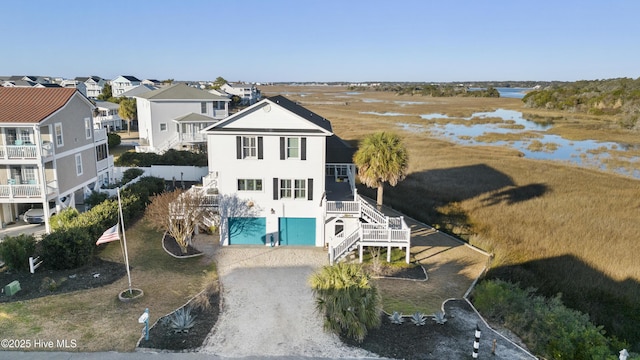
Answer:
xmin=328 ymin=196 xmax=411 ymax=265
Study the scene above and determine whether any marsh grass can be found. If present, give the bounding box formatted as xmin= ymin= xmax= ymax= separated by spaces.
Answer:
xmin=0 ymin=219 xmax=217 ymax=351
xmin=263 ymin=85 xmax=640 ymax=348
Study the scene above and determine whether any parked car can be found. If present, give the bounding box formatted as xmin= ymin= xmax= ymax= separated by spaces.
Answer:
xmin=23 ymin=206 xmax=56 ymax=224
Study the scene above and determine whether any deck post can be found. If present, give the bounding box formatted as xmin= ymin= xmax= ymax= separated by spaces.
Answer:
xmin=359 ymin=244 xmax=363 ymax=263
xmin=329 ymin=245 xmax=334 ymax=265
xmin=406 ymin=245 xmax=410 ymax=264
xmin=387 ymin=245 xmax=392 ymax=262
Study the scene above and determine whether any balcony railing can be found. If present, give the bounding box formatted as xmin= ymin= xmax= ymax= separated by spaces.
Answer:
xmin=212 ymin=109 xmax=228 ymax=119
xmin=94 ymin=128 xmax=107 ymax=142
xmin=0 ymin=180 xmax=56 ymax=199
xmin=0 ymin=143 xmax=53 ymax=160
xmin=180 ymin=133 xmax=207 ymax=143
xmin=97 ymin=155 xmax=114 ymax=172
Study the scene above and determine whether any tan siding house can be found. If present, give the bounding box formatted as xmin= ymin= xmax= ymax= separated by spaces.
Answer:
xmin=0 ymin=87 xmax=114 ymax=232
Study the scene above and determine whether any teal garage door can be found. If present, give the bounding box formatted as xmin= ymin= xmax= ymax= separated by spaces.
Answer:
xmin=279 ymin=218 xmax=316 ymax=246
xmin=228 ymin=217 xmax=266 ymax=245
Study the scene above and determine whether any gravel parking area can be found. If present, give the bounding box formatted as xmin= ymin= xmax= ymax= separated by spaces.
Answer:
xmin=200 ymin=246 xmax=378 ymax=358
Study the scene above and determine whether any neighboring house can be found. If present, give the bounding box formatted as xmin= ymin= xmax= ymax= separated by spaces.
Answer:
xmin=111 ymin=75 xmax=141 ymax=96
xmin=76 ymin=76 xmax=106 ymax=99
xmin=135 ymin=83 xmax=230 ymax=153
xmin=199 ymin=96 xmax=411 ymax=263
xmin=208 ymin=88 xmax=231 ymax=98
xmin=1 ymin=80 xmax=37 ymax=88
xmin=141 ymin=79 xmax=162 ymax=87
xmin=220 ymin=82 xmax=261 ymax=105
xmin=117 ymin=84 xmax=157 ymax=98
xmin=0 ymin=87 xmax=114 ymax=233
xmin=34 ymin=83 xmax=62 ymax=88
xmin=60 ymin=79 xmax=88 ymax=97
xmin=94 ymin=101 xmax=123 ymax=131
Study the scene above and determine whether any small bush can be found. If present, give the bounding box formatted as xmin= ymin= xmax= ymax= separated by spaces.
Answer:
xmin=49 ymin=207 xmax=80 ymax=232
xmin=309 ymin=263 xmax=381 ymax=342
xmin=107 ymin=132 xmax=121 ymax=148
xmin=40 ymin=227 xmax=94 ymax=270
xmin=115 ymin=149 xmax=207 ymax=167
xmin=0 ymin=234 xmax=36 ymax=272
xmin=85 ymin=191 xmax=109 ymax=208
xmin=121 ymin=168 xmax=144 ymax=185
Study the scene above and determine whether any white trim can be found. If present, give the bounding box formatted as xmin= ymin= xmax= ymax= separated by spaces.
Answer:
xmin=54 ymin=142 xmax=98 ymax=159
xmin=84 ymin=117 xmax=92 ymax=139
xmin=54 ymin=123 xmax=64 ymax=147
xmin=75 ymin=153 xmax=83 ymax=176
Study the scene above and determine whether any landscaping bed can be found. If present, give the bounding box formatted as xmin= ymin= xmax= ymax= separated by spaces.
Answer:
xmin=0 ymin=257 xmax=126 ymax=302
xmin=137 ymin=286 xmax=220 ymax=351
xmin=162 ymin=233 xmax=203 ymax=257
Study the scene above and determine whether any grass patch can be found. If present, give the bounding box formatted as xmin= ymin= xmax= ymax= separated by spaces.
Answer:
xmin=0 ymin=218 xmax=216 ymax=351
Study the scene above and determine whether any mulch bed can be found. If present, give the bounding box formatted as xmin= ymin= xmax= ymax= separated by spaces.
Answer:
xmin=137 ymin=289 xmax=220 ymax=351
xmin=0 ymin=258 xmax=126 ymax=302
xmin=163 ymin=234 xmax=203 ymax=257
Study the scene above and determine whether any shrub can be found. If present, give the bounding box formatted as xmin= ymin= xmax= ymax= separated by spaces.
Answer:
xmin=309 ymin=263 xmax=381 ymax=342
xmin=0 ymin=234 xmax=36 ymax=272
xmin=85 ymin=191 xmax=109 ymax=208
xmin=107 ymin=132 xmax=121 ymax=148
xmin=472 ymin=279 xmax=613 ymax=359
xmin=115 ymin=149 xmax=207 ymax=167
xmin=49 ymin=207 xmax=80 ymax=232
xmin=121 ymin=168 xmax=144 ymax=185
xmin=40 ymin=227 xmax=94 ymax=270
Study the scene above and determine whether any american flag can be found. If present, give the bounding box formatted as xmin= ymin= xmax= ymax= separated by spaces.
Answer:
xmin=96 ymin=223 xmax=120 ymax=245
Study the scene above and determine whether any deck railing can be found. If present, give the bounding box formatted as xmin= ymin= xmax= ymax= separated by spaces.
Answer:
xmin=327 ymin=195 xmax=411 ymax=264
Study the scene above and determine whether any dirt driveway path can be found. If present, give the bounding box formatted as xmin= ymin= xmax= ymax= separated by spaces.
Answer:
xmin=199 ymin=246 xmax=377 ymax=358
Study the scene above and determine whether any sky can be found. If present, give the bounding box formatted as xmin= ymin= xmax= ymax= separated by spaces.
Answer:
xmin=1 ymin=0 xmax=639 ymax=83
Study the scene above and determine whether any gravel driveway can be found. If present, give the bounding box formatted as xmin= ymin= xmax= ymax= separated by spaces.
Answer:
xmin=200 ymin=246 xmax=378 ymax=358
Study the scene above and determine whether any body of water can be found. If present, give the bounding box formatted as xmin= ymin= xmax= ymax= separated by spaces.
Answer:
xmin=403 ymin=109 xmax=639 ymax=178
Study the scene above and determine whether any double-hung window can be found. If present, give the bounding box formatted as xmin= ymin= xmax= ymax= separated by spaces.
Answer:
xmin=280 ymin=136 xmax=306 ymax=160
xmin=279 ymin=179 xmax=292 ymax=198
xmin=55 ymin=123 xmax=64 ymax=147
xmin=243 ymin=136 xmax=256 ymax=158
xmin=236 ymin=136 xmax=263 ymax=159
xmin=294 ymin=179 xmax=306 ymax=199
xmin=287 ymin=138 xmax=299 ymax=158
xmin=201 ymin=102 xmax=207 ymax=114
xmin=75 ymin=154 xmax=83 ymax=176
xmin=238 ymin=179 xmax=262 ymax=191
xmin=85 ymin=118 xmax=92 ymax=139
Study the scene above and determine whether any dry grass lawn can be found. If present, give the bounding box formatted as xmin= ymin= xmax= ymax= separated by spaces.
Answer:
xmin=0 ymin=219 xmax=216 ymax=352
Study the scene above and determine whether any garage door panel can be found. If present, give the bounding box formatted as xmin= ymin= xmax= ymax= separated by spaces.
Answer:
xmin=279 ymin=218 xmax=315 ymax=246
xmin=229 ymin=217 xmax=266 ymax=245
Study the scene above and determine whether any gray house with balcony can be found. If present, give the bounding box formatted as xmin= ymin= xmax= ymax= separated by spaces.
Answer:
xmin=0 ymin=87 xmax=114 ymax=232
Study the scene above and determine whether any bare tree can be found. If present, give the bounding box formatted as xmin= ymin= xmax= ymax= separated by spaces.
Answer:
xmin=145 ymin=189 xmax=211 ymax=254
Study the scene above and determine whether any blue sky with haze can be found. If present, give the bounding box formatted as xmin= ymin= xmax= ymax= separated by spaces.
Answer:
xmin=1 ymin=0 xmax=638 ymax=82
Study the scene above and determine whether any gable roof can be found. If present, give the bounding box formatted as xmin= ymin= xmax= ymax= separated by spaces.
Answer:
xmin=204 ymin=95 xmax=332 ymax=135
xmin=173 ymin=112 xmax=218 ymax=123
xmin=75 ymin=76 xmax=89 ymax=82
xmin=267 ymin=95 xmax=332 ymax=132
xmin=0 ymin=87 xmax=80 ymax=123
xmin=118 ymin=84 xmax=157 ymax=98
xmin=137 ymin=83 xmax=229 ymax=101
xmin=326 ymin=134 xmax=356 ymax=163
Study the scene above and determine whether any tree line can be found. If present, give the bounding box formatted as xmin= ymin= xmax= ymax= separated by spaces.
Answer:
xmin=347 ymin=83 xmax=500 ymax=98
xmin=522 ymin=77 xmax=640 ymax=129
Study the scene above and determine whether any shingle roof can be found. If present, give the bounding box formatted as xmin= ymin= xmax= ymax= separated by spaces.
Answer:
xmin=75 ymin=76 xmax=89 ymax=82
xmin=118 ymin=84 xmax=157 ymax=98
xmin=0 ymin=87 xmax=79 ymax=123
xmin=95 ymin=100 xmax=120 ymax=110
xmin=326 ymin=134 xmax=355 ymax=163
xmin=137 ymin=83 xmax=230 ymax=101
xmin=267 ymin=95 xmax=332 ymax=132
xmin=173 ymin=112 xmax=218 ymax=122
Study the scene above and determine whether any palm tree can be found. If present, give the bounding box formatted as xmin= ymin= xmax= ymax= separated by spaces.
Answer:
xmin=118 ymin=98 xmax=137 ymax=135
xmin=353 ymin=132 xmax=409 ymax=208
xmin=309 ymin=263 xmax=381 ymax=342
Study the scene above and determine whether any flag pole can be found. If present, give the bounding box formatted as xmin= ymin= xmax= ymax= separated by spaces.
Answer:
xmin=117 ymin=187 xmax=133 ymax=294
